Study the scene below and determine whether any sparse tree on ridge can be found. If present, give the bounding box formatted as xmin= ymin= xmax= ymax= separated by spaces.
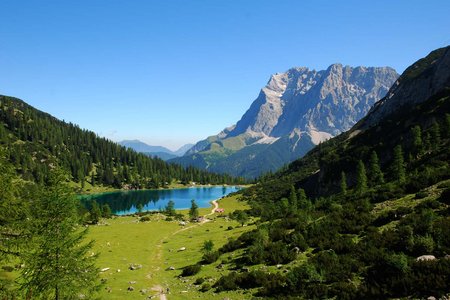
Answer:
xmin=289 ymin=185 xmax=298 ymax=212
xmin=369 ymin=151 xmax=384 ymax=186
xmin=356 ymin=160 xmax=367 ymax=194
xmin=340 ymin=171 xmax=347 ymax=195
xmin=392 ymin=145 xmax=406 ymax=184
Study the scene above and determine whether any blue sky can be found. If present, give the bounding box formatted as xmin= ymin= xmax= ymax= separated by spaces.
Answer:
xmin=1 ymin=1 xmax=449 ymax=150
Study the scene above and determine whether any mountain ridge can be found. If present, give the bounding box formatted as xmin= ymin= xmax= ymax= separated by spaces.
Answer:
xmin=119 ymin=140 xmax=194 ymax=160
xmin=173 ymin=63 xmax=398 ymax=178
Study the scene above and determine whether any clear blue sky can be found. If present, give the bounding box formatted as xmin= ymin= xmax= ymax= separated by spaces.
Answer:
xmin=1 ymin=0 xmax=449 ymax=150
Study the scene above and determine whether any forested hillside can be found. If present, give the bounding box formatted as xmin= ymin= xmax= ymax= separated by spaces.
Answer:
xmin=0 ymin=96 xmax=245 ymax=190
xmin=194 ymin=47 xmax=450 ymax=299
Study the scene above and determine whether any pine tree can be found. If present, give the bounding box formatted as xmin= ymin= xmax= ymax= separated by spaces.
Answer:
xmin=165 ymin=200 xmax=176 ymax=216
xmin=392 ymin=145 xmax=406 ymax=184
xmin=189 ymin=199 xmax=199 ymax=220
xmin=430 ymin=121 xmax=441 ymax=151
xmin=297 ymin=188 xmax=312 ymax=211
xmin=289 ymin=185 xmax=298 ymax=212
xmin=445 ymin=113 xmax=450 ymax=138
xmin=411 ymin=125 xmax=423 ymax=157
xmin=0 ymin=150 xmax=29 ymax=269
xmin=89 ymin=200 xmax=102 ymax=224
xmin=423 ymin=132 xmax=431 ymax=152
xmin=340 ymin=171 xmax=347 ymax=195
xmin=369 ymin=151 xmax=384 ymax=186
xmin=101 ymin=203 xmax=112 ymax=218
xmin=202 ymin=240 xmax=214 ymax=253
xmin=20 ymin=172 xmax=100 ymax=299
xmin=356 ymin=160 xmax=367 ymax=194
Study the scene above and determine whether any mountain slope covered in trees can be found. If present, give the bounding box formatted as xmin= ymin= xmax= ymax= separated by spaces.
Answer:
xmin=0 ymin=96 xmax=245 ymax=190
xmin=193 ymin=47 xmax=450 ymax=299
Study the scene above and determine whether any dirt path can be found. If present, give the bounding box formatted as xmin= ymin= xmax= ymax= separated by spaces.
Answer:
xmin=151 ymin=285 xmax=167 ymax=300
xmin=151 ymin=199 xmax=220 ymax=299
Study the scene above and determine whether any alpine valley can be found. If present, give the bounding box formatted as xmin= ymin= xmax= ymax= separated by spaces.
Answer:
xmin=171 ymin=64 xmax=399 ymax=178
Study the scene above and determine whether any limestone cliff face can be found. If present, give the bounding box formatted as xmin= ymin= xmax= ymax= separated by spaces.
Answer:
xmin=179 ymin=64 xmax=399 ymax=177
xmin=226 ymin=64 xmax=398 ymax=141
xmin=359 ymin=46 xmax=450 ymax=129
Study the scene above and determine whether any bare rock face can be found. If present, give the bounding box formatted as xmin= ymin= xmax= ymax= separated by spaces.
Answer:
xmin=360 ymin=46 xmax=450 ymax=129
xmin=229 ymin=64 xmax=398 ymax=140
xmin=175 ymin=63 xmax=399 ymax=177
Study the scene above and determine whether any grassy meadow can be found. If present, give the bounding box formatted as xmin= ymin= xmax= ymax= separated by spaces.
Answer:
xmin=88 ymin=194 xmax=254 ymax=299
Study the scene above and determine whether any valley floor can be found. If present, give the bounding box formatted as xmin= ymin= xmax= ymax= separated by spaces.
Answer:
xmin=88 ymin=195 xmax=254 ymax=299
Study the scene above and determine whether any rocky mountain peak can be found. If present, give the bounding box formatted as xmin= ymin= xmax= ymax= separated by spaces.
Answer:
xmin=176 ymin=63 xmax=399 ymax=178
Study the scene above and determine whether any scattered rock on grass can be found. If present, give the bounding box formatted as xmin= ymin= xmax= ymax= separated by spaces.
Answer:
xmin=129 ymin=264 xmax=143 ymax=270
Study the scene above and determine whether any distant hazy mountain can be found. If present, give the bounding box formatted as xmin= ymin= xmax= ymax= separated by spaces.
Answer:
xmin=119 ymin=140 xmax=193 ymax=161
xmin=174 ymin=143 xmax=194 ymax=156
xmin=171 ymin=64 xmax=399 ymax=178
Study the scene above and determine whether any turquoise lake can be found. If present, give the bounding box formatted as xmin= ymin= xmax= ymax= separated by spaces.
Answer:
xmin=80 ymin=186 xmax=241 ymax=215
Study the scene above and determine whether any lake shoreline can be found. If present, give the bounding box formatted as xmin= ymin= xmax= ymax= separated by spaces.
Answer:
xmin=79 ymin=185 xmax=245 ymax=215
xmin=77 ymin=183 xmax=250 ymax=197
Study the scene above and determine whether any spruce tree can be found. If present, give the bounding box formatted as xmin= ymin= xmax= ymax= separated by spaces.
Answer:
xmin=289 ymin=185 xmax=298 ymax=212
xmin=101 ymin=203 xmax=112 ymax=218
xmin=411 ymin=125 xmax=423 ymax=157
xmin=430 ymin=121 xmax=441 ymax=150
xmin=297 ymin=188 xmax=311 ymax=211
xmin=356 ymin=160 xmax=367 ymax=194
xmin=392 ymin=145 xmax=406 ymax=184
xmin=445 ymin=113 xmax=450 ymax=138
xmin=20 ymin=172 xmax=100 ymax=299
xmin=165 ymin=200 xmax=176 ymax=216
xmin=189 ymin=199 xmax=199 ymax=220
xmin=340 ymin=171 xmax=347 ymax=195
xmin=369 ymin=151 xmax=384 ymax=186
xmin=89 ymin=200 xmax=102 ymax=224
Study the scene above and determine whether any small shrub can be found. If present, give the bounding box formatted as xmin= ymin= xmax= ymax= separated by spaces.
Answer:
xmin=140 ymin=216 xmax=150 ymax=222
xmin=181 ymin=264 xmax=201 ymax=277
xmin=166 ymin=217 xmax=173 ymax=221
xmin=227 ymin=226 xmax=233 ymax=231
xmin=200 ymin=283 xmax=211 ymax=292
xmin=202 ymin=251 xmax=220 ymax=264
xmin=1 ymin=266 xmax=14 ymax=272
xmin=194 ymin=277 xmax=205 ymax=285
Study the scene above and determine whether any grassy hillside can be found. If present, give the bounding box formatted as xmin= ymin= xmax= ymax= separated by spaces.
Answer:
xmin=87 ymin=195 xmax=254 ymax=299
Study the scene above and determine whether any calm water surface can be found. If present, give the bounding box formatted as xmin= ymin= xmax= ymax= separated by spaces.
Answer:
xmin=80 ymin=186 xmax=241 ymax=215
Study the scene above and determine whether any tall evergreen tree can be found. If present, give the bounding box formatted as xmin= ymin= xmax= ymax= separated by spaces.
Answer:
xmin=369 ymin=151 xmax=384 ymax=186
xmin=445 ymin=113 xmax=450 ymax=138
xmin=297 ymin=188 xmax=311 ymax=211
xmin=411 ymin=125 xmax=423 ymax=157
xmin=392 ymin=145 xmax=406 ymax=184
xmin=165 ymin=200 xmax=176 ymax=216
xmin=189 ymin=199 xmax=199 ymax=220
xmin=289 ymin=185 xmax=298 ymax=212
xmin=89 ymin=200 xmax=102 ymax=224
xmin=356 ymin=160 xmax=367 ymax=194
xmin=20 ymin=172 xmax=100 ymax=299
xmin=340 ymin=171 xmax=347 ymax=195
xmin=101 ymin=203 xmax=112 ymax=219
xmin=430 ymin=121 xmax=441 ymax=150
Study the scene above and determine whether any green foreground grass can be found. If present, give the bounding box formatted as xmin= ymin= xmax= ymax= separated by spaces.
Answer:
xmin=88 ymin=194 xmax=254 ymax=299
